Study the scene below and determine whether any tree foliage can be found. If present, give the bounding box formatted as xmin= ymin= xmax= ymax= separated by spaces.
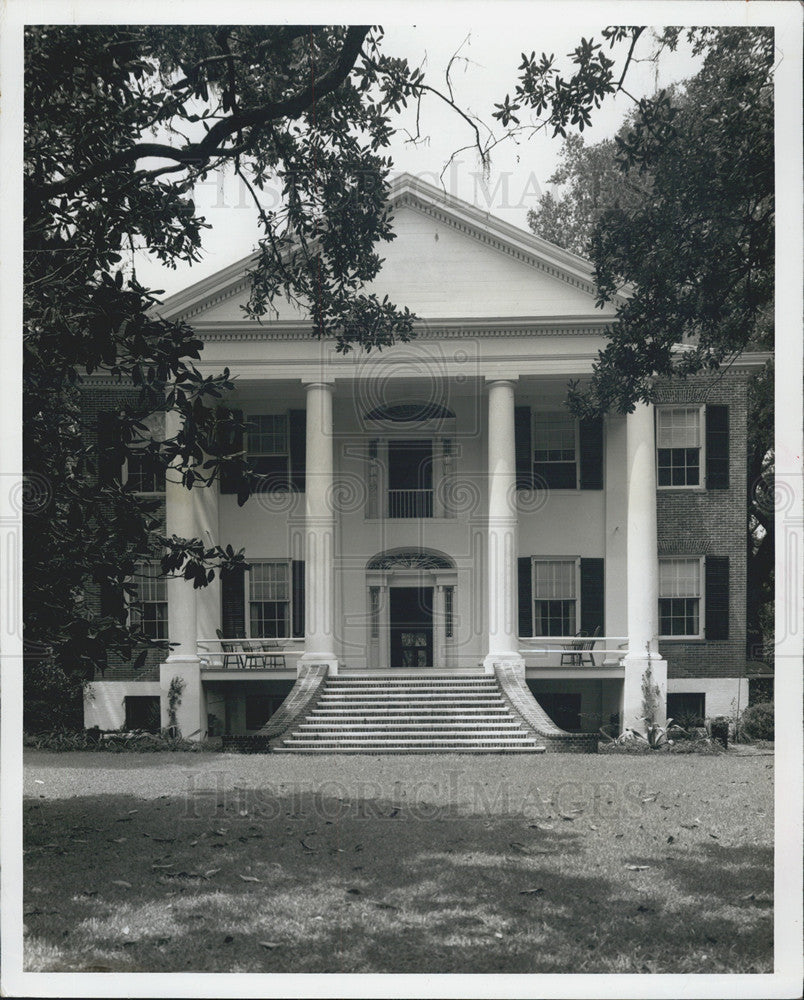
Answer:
xmin=497 ymin=27 xmax=774 ymax=414
xmin=23 ymin=25 xmax=446 ymax=715
xmin=527 ymin=131 xmax=649 ymax=256
xmin=510 ymin=26 xmax=774 ymax=657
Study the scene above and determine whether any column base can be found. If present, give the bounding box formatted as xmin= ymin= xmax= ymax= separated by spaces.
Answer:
xmin=297 ymin=653 xmax=339 ymax=676
xmin=482 ymin=653 xmax=525 ymax=677
xmin=621 ymin=654 xmax=668 ymax=734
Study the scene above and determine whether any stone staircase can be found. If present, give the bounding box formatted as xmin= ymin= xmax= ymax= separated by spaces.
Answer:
xmin=272 ymin=674 xmax=542 ymax=753
xmin=264 ymin=673 xmax=595 ymax=754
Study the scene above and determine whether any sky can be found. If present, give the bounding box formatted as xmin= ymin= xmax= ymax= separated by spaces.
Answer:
xmin=132 ymin=19 xmax=701 ymax=299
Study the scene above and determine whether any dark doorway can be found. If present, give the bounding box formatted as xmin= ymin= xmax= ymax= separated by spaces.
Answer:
xmin=387 ymin=440 xmax=433 ymax=518
xmin=390 ymin=587 xmax=434 ymax=668
xmin=535 ymin=692 xmax=582 ymax=732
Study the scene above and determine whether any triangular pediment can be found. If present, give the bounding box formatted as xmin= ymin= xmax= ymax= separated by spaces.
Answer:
xmin=159 ymin=173 xmax=618 ymax=326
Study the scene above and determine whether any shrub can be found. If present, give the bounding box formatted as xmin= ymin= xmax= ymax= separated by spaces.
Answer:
xmin=739 ymin=701 xmax=774 ymax=742
xmin=24 ymin=729 xmax=222 ymax=752
xmin=709 ymin=716 xmax=730 ymax=748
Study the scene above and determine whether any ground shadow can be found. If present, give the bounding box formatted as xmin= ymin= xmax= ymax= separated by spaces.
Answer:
xmin=23 ymin=779 xmax=773 ymax=974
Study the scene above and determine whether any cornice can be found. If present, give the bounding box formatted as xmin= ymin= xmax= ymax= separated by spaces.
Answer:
xmin=191 ymin=316 xmax=613 ymax=342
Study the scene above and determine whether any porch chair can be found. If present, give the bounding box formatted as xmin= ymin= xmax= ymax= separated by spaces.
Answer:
xmin=560 ymin=625 xmax=601 ymax=667
xmin=216 ymin=627 xmax=246 ymax=669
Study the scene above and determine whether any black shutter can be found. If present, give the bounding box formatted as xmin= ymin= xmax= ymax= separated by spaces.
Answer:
xmin=705 ymin=405 xmax=729 ymax=489
xmin=99 ymin=580 xmax=125 ymax=622
xmin=218 ymin=408 xmax=244 ymax=495
xmin=515 ymin=406 xmax=533 ymax=489
xmin=289 ymin=409 xmax=306 ymax=492
xmin=97 ymin=411 xmax=123 ymax=484
xmin=580 ymin=558 xmax=605 ymax=635
xmin=705 ymin=556 xmax=729 ymax=639
xmin=517 ymin=556 xmax=532 ymax=638
xmin=579 ymin=417 xmax=604 ymax=489
xmin=292 ymin=559 xmax=305 ymax=638
xmin=221 ymin=565 xmax=246 ymax=637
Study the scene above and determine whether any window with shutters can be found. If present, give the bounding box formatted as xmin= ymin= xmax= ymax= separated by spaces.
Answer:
xmin=129 ymin=560 xmax=168 ymax=639
xmin=248 ymin=561 xmax=290 ymax=638
xmin=656 ymin=406 xmax=703 ymax=488
xmin=246 ymin=414 xmax=289 ymax=485
xmin=532 ymin=559 xmax=578 ymax=636
xmin=659 ymin=557 xmax=703 ymax=638
xmin=532 ymin=412 xmax=578 ymax=489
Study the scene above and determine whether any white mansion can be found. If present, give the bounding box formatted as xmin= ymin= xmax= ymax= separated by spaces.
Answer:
xmin=84 ymin=174 xmax=762 ymax=751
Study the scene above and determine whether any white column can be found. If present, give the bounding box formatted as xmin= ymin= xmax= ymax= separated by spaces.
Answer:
xmin=194 ymin=460 xmax=221 ymax=665
xmin=165 ymin=459 xmax=198 ymax=664
xmin=483 ymin=379 xmax=524 ymax=674
xmin=622 ymin=402 xmax=667 ymax=731
xmin=161 ymin=442 xmax=206 ymax=739
xmin=300 ymin=382 xmax=338 ymax=674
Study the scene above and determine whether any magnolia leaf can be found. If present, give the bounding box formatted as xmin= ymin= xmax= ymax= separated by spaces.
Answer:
xmin=239 ymin=874 xmax=261 ymax=883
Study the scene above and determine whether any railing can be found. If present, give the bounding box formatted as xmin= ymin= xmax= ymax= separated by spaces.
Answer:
xmin=518 ymin=635 xmax=629 ymax=668
xmin=387 ymin=488 xmax=433 ymax=518
xmin=197 ymin=638 xmax=302 ymax=670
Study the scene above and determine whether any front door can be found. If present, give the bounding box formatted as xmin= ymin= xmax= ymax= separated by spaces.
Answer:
xmin=390 ymin=587 xmax=434 ymax=668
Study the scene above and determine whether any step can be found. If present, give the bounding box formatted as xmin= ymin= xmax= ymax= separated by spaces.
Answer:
xmin=297 ymin=721 xmax=526 ymax=730
xmin=292 ymin=727 xmax=530 ymax=737
xmin=274 ymin=747 xmax=547 ymax=754
xmin=317 ymin=695 xmax=507 ymax=703
xmin=281 ymin=734 xmax=539 ymax=744
xmin=324 ymin=680 xmax=498 ymax=687
xmin=310 ymin=708 xmax=513 ymax=715
xmin=282 ymin=739 xmax=536 ymax=750
xmin=320 ymin=692 xmax=501 ymax=699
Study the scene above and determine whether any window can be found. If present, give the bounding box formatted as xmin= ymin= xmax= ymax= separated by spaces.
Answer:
xmin=125 ymin=452 xmax=163 ymax=493
xmin=532 ymin=559 xmax=577 ymax=636
xmin=123 ymin=412 xmax=165 ymax=493
xmin=533 ymin=412 xmax=577 ymax=489
xmin=248 ymin=561 xmax=290 ymax=638
xmin=444 ymin=586 xmax=454 ymax=639
xmin=124 ymin=695 xmax=161 ymax=733
xmin=387 ymin=440 xmax=433 ymax=518
xmin=130 ymin=561 xmax=168 ymax=639
xmin=667 ymin=692 xmax=706 ymax=725
xmin=247 ymin=414 xmax=289 ymax=484
xmin=659 ymin=558 xmax=702 ymax=637
xmin=656 ymin=407 xmax=702 ymax=487
xmin=369 ymin=587 xmax=380 ymax=640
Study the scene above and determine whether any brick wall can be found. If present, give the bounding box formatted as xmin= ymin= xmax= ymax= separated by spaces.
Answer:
xmin=654 ymin=372 xmax=749 ymax=679
xmin=81 ymin=379 xmax=166 ymax=681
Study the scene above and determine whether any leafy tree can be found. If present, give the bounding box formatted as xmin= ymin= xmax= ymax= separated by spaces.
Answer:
xmin=24 ymin=25 xmax=471 ymax=727
xmin=502 ymin=26 xmax=774 ymax=657
xmin=497 ymin=26 xmax=773 ymax=412
xmin=527 ymin=131 xmax=649 ymax=256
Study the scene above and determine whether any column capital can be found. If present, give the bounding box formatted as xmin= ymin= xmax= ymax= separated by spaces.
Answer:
xmin=484 ymin=375 xmax=519 ymax=388
xmin=303 ymin=379 xmax=335 ymax=391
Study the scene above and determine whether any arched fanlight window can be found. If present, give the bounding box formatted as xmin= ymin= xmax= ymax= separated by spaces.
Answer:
xmin=363 ymin=402 xmax=455 ymax=422
xmin=367 ymin=548 xmax=455 ymax=570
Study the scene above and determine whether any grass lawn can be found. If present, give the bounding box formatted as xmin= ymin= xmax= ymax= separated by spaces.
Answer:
xmin=23 ymin=750 xmax=773 ymax=974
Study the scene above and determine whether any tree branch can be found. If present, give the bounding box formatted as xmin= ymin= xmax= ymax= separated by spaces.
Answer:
xmin=35 ymin=26 xmax=371 ymax=201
